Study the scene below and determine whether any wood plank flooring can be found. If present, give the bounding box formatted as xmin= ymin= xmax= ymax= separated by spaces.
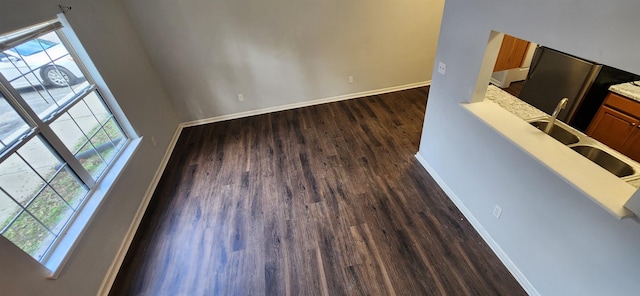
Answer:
xmin=502 ymin=81 xmax=524 ymax=98
xmin=109 ymin=87 xmax=526 ymax=295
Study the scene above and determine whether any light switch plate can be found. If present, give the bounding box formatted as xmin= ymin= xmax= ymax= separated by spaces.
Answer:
xmin=438 ymin=62 xmax=446 ymax=75
xmin=493 ymin=205 xmax=502 ymax=219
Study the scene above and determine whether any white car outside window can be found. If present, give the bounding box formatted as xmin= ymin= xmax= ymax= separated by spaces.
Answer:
xmin=0 ymin=36 xmax=84 ymax=89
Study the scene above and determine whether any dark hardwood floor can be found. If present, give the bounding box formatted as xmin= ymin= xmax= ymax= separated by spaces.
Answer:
xmin=109 ymin=87 xmax=526 ymax=295
xmin=502 ymin=81 xmax=524 ymax=98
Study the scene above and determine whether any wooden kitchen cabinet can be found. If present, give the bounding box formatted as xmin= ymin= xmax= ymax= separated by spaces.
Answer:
xmin=587 ymin=104 xmax=638 ymax=150
xmin=622 ymin=131 xmax=640 ymax=162
xmin=493 ymin=35 xmax=531 ymax=72
xmin=587 ymin=92 xmax=640 ymax=161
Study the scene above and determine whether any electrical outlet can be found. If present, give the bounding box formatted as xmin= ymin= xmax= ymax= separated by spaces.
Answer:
xmin=493 ymin=205 xmax=502 ymax=219
xmin=238 ymin=94 xmax=245 ymax=102
xmin=438 ymin=62 xmax=446 ymax=75
xmin=151 ymin=136 xmax=157 ymax=147
xmin=348 ymin=76 xmax=354 ymax=84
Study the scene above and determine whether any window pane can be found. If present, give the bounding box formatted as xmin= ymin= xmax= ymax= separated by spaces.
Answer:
xmin=49 ymin=112 xmax=87 ymax=154
xmin=50 ymin=93 xmax=121 ymax=154
xmin=0 ymin=153 xmax=46 ymax=206
xmin=0 ymin=134 xmax=88 ymax=261
xmin=49 ymin=167 xmax=88 ymax=209
xmin=26 ymin=185 xmax=74 ymax=235
xmin=0 ymin=190 xmax=20 ymax=231
xmin=83 ymin=91 xmax=111 ymax=124
xmin=2 ymin=211 xmax=55 ymax=260
xmin=1 ymin=31 xmax=88 ymax=119
xmin=76 ymin=141 xmax=107 ymax=178
xmin=91 ymin=129 xmax=118 ymax=163
xmin=50 ymin=94 xmax=126 ymax=180
xmin=104 ymin=118 xmax=126 ymax=146
xmin=0 ymin=91 xmax=31 ymax=151
xmin=66 ymin=98 xmax=101 ymax=136
xmin=16 ymin=136 xmax=62 ymax=181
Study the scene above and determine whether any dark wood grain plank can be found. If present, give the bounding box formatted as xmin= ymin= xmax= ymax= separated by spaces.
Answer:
xmin=109 ymin=86 xmax=526 ymax=296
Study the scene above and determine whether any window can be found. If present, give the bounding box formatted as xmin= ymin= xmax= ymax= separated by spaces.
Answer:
xmin=0 ymin=20 xmax=129 ymax=264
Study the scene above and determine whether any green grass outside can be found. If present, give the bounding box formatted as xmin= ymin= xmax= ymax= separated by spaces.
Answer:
xmin=1 ymin=118 xmax=124 ymax=259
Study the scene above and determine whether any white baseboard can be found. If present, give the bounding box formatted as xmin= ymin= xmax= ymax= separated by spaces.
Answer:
xmin=97 ymin=125 xmax=184 ymax=296
xmin=182 ymin=81 xmax=430 ymax=127
xmin=414 ymin=152 xmax=539 ymax=296
xmin=489 ymin=77 xmax=505 ymax=88
xmin=490 ymin=68 xmax=529 ymax=88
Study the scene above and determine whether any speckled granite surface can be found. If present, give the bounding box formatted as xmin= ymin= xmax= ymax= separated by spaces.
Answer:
xmin=484 ymin=85 xmax=547 ymax=120
xmin=609 ymin=82 xmax=640 ymax=102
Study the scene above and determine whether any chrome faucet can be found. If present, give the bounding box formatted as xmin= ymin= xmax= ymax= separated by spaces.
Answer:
xmin=544 ymin=98 xmax=569 ymax=134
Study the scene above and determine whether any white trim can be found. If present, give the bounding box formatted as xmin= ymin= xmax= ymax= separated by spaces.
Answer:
xmin=45 ymin=138 xmax=142 ymax=279
xmin=489 ymin=77 xmax=505 ymax=88
xmin=414 ymin=152 xmax=540 ymax=296
xmin=182 ymin=81 xmax=430 ymax=127
xmin=490 ymin=68 xmax=529 ymax=88
xmin=97 ymin=126 xmax=183 ymax=296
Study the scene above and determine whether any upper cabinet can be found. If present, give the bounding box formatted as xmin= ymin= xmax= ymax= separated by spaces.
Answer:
xmin=493 ymin=35 xmax=531 ymax=72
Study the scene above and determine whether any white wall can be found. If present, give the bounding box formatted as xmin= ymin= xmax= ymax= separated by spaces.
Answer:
xmin=123 ymin=0 xmax=444 ymax=122
xmin=0 ymin=1 xmax=178 ymax=295
xmin=420 ymin=1 xmax=640 ymax=295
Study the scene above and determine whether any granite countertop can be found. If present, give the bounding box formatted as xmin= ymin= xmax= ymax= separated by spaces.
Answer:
xmin=484 ymin=85 xmax=547 ymax=120
xmin=609 ymin=81 xmax=640 ymax=102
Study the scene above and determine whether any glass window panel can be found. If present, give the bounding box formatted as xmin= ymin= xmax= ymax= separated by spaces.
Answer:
xmin=26 ymin=185 xmax=73 ymax=235
xmin=0 ymin=91 xmax=31 ymax=150
xmin=104 ymin=118 xmax=126 ymax=146
xmin=75 ymin=141 xmax=107 ymax=178
xmin=1 ymin=52 xmax=42 ymax=90
xmin=83 ymin=91 xmax=111 ymax=124
xmin=0 ymin=154 xmax=46 ymax=206
xmin=90 ymin=129 xmax=117 ymax=163
xmin=49 ymin=167 xmax=88 ymax=209
xmin=50 ymin=100 xmax=125 ymax=171
xmin=49 ymin=112 xmax=89 ymax=154
xmin=67 ymin=99 xmax=101 ymax=136
xmin=2 ymin=32 xmax=88 ymax=119
xmin=0 ymin=189 xmax=21 ymax=230
xmin=2 ymin=211 xmax=55 ymax=260
xmin=16 ymin=136 xmax=62 ymax=181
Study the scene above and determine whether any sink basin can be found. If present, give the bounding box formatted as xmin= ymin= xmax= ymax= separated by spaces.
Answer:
xmin=530 ymin=121 xmax=579 ymax=145
xmin=571 ymin=145 xmax=635 ymax=177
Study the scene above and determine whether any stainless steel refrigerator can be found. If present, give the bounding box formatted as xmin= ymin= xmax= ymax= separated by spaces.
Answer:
xmin=518 ymin=46 xmax=640 ymax=131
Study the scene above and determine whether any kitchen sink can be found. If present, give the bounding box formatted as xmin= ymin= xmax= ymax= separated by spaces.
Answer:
xmin=527 ymin=117 xmax=640 ymax=179
xmin=571 ymin=145 xmax=635 ymax=178
xmin=530 ymin=121 xmax=579 ymax=145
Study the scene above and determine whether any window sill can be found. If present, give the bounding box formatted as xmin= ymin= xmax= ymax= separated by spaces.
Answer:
xmin=462 ymin=100 xmax=635 ymax=220
xmin=42 ymin=137 xmax=142 ymax=279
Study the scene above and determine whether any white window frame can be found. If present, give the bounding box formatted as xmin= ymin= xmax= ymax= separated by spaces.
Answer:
xmin=0 ymin=14 xmax=141 ymax=278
